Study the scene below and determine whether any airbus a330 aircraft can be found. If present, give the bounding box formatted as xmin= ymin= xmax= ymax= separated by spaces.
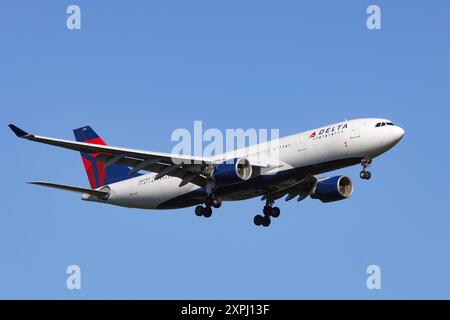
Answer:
xmin=9 ymin=118 xmax=404 ymax=227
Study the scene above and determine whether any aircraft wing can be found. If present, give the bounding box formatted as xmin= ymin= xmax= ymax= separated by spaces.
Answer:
xmin=28 ymin=181 xmax=110 ymax=198
xmin=9 ymin=124 xmax=281 ymax=188
xmin=8 ymin=124 xmax=211 ymax=165
xmin=9 ymin=124 xmax=216 ymax=187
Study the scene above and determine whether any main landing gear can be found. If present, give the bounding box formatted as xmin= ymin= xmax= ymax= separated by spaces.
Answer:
xmin=360 ymin=158 xmax=372 ymax=180
xmin=195 ymin=195 xmax=222 ymax=218
xmin=254 ymin=200 xmax=281 ymax=228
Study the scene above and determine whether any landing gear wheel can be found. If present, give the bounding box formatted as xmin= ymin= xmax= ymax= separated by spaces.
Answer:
xmin=257 ymin=198 xmax=277 ymax=227
xmin=360 ymin=171 xmax=372 ymax=180
xmin=261 ymin=215 xmax=271 ymax=227
xmin=263 ymin=205 xmax=273 ymax=216
xmin=212 ymin=197 xmax=222 ymax=209
xmin=360 ymin=158 xmax=372 ymax=180
xmin=195 ymin=205 xmax=204 ymax=216
xmin=271 ymin=207 xmax=280 ymax=218
xmin=254 ymin=214 xmax=263 ymax=226
xmin=203 ymin=207 xmax=213 ymax=218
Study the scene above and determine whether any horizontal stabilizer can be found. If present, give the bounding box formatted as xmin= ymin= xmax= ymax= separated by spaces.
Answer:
xmin=28 ymin=181 xmax=109 ymax=198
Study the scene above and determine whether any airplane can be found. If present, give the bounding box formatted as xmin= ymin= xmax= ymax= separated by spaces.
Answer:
xmin=8 ymin=118 xmax=404 ymax=227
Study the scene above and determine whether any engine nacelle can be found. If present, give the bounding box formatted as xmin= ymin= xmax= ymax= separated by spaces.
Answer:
xmin=213 ymin=158 xmax=253 ymax=185
xmin=310 ymin=175 xmax=353 ymax=203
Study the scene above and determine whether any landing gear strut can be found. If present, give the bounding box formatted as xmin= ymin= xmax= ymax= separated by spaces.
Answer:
xmin=254 ymin=199 xmax=281 ymax=227
xmin=205 ymin=195 xmax=222 ymax=209
xmin=360 ymin=158 xmax=372 ymax=180
xmin=195 ymin=195 xmax=222 ymax=218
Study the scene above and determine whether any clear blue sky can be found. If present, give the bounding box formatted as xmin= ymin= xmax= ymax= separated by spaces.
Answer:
xmin=1 ymin=0 xmax=449 ymax=299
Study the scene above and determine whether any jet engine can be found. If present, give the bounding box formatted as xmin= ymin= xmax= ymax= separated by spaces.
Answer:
xmin=310 ymin=175 xmax=353 ymax=203
xmin=213 ymin=158 xmax=253 ymax=185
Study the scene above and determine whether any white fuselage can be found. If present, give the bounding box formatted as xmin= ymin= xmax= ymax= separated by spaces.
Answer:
xmin=84 ymin=118 xmax=404 ymax=210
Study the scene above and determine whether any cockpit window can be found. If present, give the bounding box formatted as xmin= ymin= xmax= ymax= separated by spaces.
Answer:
xmin=376 ymin=121 xmax=395 ymax=127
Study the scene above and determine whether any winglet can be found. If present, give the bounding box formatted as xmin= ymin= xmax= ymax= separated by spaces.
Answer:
xmin=8 ymin=124 xmax=29 ymax=137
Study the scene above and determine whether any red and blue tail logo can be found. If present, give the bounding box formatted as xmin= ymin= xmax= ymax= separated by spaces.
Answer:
xmin=73 ymin=126 xmax=140 ymax=189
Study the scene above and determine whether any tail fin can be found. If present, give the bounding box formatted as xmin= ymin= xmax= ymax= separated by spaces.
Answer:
xmin=73 ymin=126 xmax=140 ymax=189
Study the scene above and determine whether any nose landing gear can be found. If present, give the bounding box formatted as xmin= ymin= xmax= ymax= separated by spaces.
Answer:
xmin=254 ymin=199 xmax=281 ymax=227
xmin=360 ymin=158 xmax=372 ymax=180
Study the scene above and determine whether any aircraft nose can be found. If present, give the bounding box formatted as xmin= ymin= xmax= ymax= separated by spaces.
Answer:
xmin=394 ymin=126 xmax=405 ymax=142
xmin=379 ymin=125 xmax=405 ymax=151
